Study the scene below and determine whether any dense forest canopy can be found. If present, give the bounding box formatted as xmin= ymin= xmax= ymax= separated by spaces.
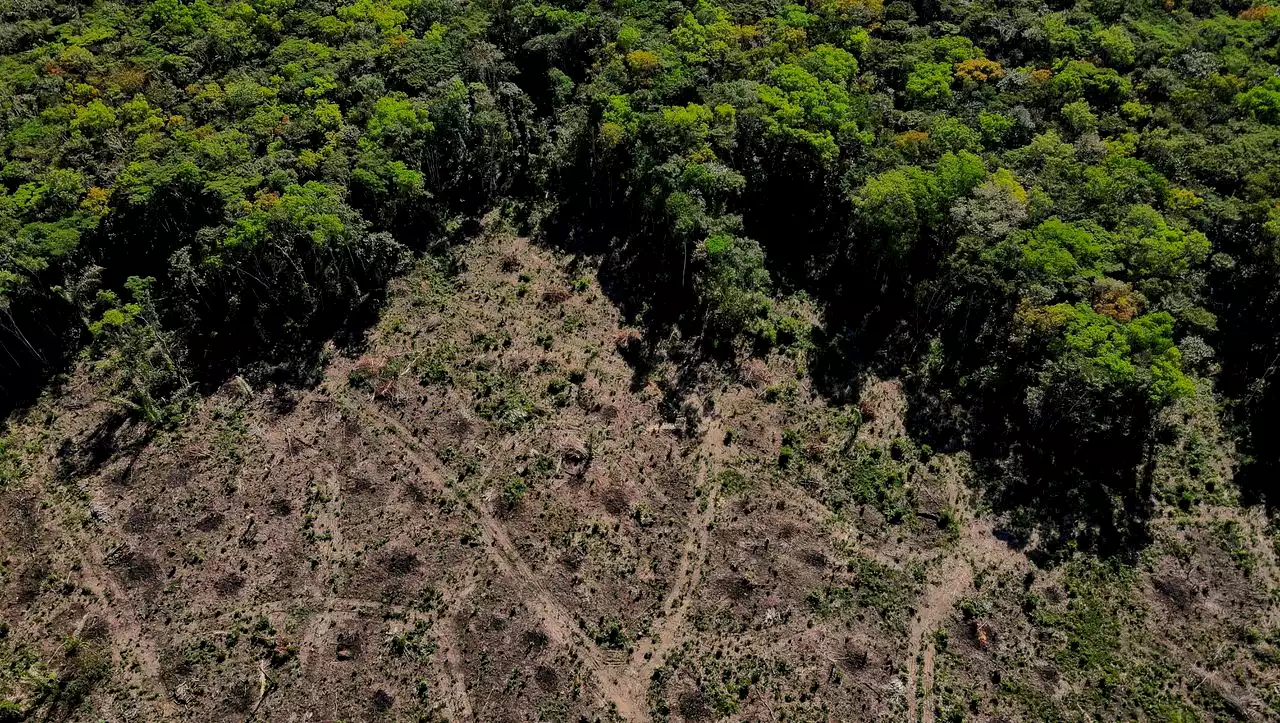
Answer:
xmin=1 ymin=0 xmax=1278 ymax=551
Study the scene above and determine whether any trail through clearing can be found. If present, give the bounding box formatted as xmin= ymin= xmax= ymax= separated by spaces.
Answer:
xmin=363 ymin=403 xmax=637 ymax=717
xmin=904 ymin=520 xmax=1026 ymax=722
xmin=362 ymin=398 xmax=734 ymax=721
xmin=613 ymin=416 xmax=725 ymax=714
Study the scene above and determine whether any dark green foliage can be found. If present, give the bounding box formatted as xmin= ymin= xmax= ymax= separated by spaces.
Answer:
xmin=0 ymin=0 xmax=1277 ymax=562
xmin=0 ymin=0 xmax=510 ymax=413
xmin=590 ymin=618 xmax=629 ymax=651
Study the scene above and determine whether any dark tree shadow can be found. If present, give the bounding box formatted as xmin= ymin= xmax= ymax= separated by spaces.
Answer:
xmin=55 ymin=408 xmax=153 ymax=486
xmin=0 ymin=296 xmax=80 ymax=420
xmin=1207 ymin=223 xmax=1280 ymax=514
xmin=532 ymin=126 xmax=1163 ymax=562
xmin=897 ymin=282 xmax=1159 ymax=562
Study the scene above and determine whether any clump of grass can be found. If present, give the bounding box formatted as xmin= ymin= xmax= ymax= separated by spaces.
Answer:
xmin=805 ymin=553 xmax=920 ymax=633
xmin=778 ymin=428 xmax=802 ymax=468
xmin=500 ymin=478 xmax=529 ymax=511
xmin=387 ymin=620 xmax=436 ymax=660
xmin=0 ymin=434 xmax=23 ymax=488
xmin=717 ymin=468 xmax=754 ymax=496
xmin=473 ymin=369 xmax=538 ymax=431
xmin=826 ymin=442 xmax=913 ymax=522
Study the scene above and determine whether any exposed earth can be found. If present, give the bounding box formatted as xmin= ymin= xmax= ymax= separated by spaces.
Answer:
xmin=3 ymin=233 xmax=1278 ymax=721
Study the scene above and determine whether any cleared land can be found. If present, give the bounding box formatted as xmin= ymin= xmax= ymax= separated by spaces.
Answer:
xmin=2 ymin=234 xmax=1277 ymax=721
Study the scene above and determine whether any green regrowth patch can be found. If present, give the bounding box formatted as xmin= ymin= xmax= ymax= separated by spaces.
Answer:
xmin=1009 ymin=560 xmax=1203 ymax=719
xmin=806 ymin=553 xmax=921 ymax=633
xmin=472 ymin=366 xmax=539 ymax=432
xmin=716 ymin=468 xmax=754 ymax=496
xmin=386 ymin=620 xmax=437 ymax=661
xmin=827 ymin=442 xmax=913 ymax=522
xmin=651 ymin=647 xmax=799 ymax=721
xmin=0 ymin=434 xmax=23 ymax=488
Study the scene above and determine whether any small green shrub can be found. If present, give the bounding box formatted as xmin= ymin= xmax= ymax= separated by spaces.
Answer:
xmin=717 ymin=468 xmax=753 ymax=496
xmin=778 ymin=445 xmax=795 ymax=467
xmin=501 ymin=478 xmax=528 ymax=509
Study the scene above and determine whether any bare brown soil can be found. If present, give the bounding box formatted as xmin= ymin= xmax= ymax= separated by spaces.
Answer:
xmin=3 ymin=234 xmax=1277 ymax=722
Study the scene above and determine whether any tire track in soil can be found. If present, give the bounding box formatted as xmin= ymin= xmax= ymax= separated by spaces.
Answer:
xmin=26 ymin=450 xmax=173 ymax=714
xmin=904 ymin=558 xmax=970 ymax=723
xmin=921 ymin=639 xmax=939 ymax=723
xmin=45 ymin=478 xmax=174 ymax=717
xmin=904 ymin=521 xmax=1026 ymax=723
xmin=364 ymin=401 xmax=729 ymax=721
xmin=74 ymin=557 xmax=174 ymax=716
xmin=324 ymin=591 xmax=479 ymax=722
xmin=614 ymin=417 xmax=723 ymax=717
xmin=359 ymin=404 xmax=631 ymax=718
xmin=437 ymin=582 xmax=479 ymax=723
xmin=189 ymin=589 xmax=475 ymax=720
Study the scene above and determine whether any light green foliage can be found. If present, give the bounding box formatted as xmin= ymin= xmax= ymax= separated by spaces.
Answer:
xmin=856 ymin=166 xmax=937 ymax=239
xmin=1013 ymin=206 xmax=1200 ymax=404
xmin=89 ymin=277 xmax=190 ymax=425
xmin=352 ymin=159 xmax=426 ymax=202
xmin=855 ymin=151 xmax=984 ymax=248
xmin=978 ymin=111 xmax=1016 ymax=146
xmin=1018 ymin=217 xmax=1105 ymax=284
xmin=758 ymin=61 xmax=862 ymax=158
xmin=1050 ymin=60 xmax=1131 ymax=105
xmin=699 ymin=233 xmax=772 ymax=337
xmin=1095 ymin=26 xmax=1136 ymax=69
xmin=601 ymin=94 xmax=639 ymax=144
xmin=616 ymin=25 xmax=642 ymax=51
xmin=11 ymin=169 xmax=86 ymax=222
xmin=842 ymin=28 xmax=871 ymax=57
xmin=366 ymin=93 xmax=434 ymax=146
xmin=1119 ymin=100 xmax=1151 ymax=123
xmin=927 ymin=35 xmax=983 ymax=64
xmin=657 ymin=103 xmax=715 ymax=151
xmin=1041 ymin=12 xmax=1084 ymax=55
xmin=1061 ymin=100 xmax=1097 ymax=134
xmin=144 ymin=0 xmax=215 ymax=37
xmin=311 ymin=100 xmax=343 ymax=128
xmin=798 ymin=44 xmax=859 ymax=83
xmin=224 ymin=182 xmax=356 ymax=250
xmin=1113 ymin=205 xmax=1210 ymax=281
xmin=1025 ymin=303 xmax=1192 ymax=404
xmin=905 ymin=62 xmax=953 ymax=106
xmin=70 ymin=100 xmax=117 ymax=135
xmin=671 ymin=0 xmax=736 ymax=65
xmin=1237 ymin=76 xmax=1280 ymax=123
xmin=930 ymin=116 xmax=981 ymax=153
xmin=337 ymin=0 xmax=413 ymax=35
xmin=934 ymin=150 xmax=986 ymax=200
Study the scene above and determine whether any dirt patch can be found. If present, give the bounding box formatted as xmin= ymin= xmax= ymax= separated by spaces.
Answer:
xmin=0 ymin=235 xmax=1076 ymax=723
